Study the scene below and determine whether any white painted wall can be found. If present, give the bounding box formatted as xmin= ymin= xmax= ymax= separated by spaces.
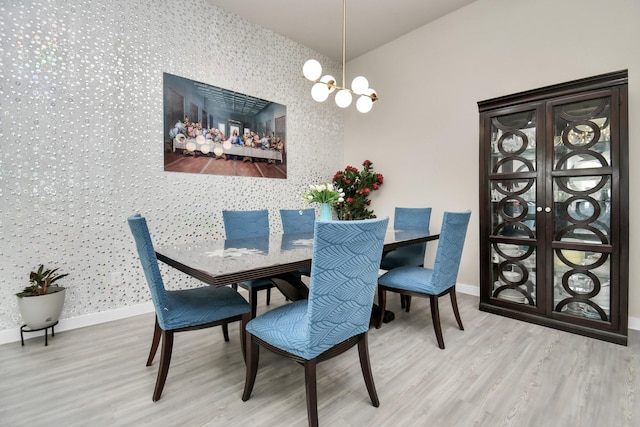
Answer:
xmin=344 ymin=0 xmax=639 ymax=322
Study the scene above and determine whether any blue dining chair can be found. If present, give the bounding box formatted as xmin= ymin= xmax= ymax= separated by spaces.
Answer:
xmin=223 ymin=209 xmax=276 ymax=318
xmin=380 ymin=207 xmax=432 ymax=309
xmin=280 ymin=208 xmax=315 ymax=277
xmin=128 ymin=213 xmax=250 ymax=401
xmin=280 ymin=208 xmax=316 ymax=234
xmin=376 ymin=210 xmax=471 ymax=349
xmin=242 ymin=217 xmax=389 ymax=427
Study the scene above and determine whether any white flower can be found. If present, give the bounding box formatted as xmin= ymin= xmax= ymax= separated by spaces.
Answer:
xmin=327 ymin=183 xmax=334 ymax=191
xmin=317 ymin=184 xmax=326 ymax=191
xmin=338 ymin=197 xmax=344 ymax=202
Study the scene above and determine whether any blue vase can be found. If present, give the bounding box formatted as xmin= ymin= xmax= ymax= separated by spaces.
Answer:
xmin=320 ymin=203 xmax=332 ymax=220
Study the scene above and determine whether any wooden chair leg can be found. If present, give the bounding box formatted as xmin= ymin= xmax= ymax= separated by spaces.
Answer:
xmin=153 ymin=330 xmax=174 ymax=401
xmin=147 ymin=317 xmax=162 ymax=366
xmin=242 ymin=335 xmax=260 ymax=401
xmin=304 ymin=359 xmax=319 ymax=427
xmin=222 ymin=323 xmax=230 ymax=342
xmin=429 ymin=295 xmax=445 ymax=349
xmin=449 ymin=287 xmax=464 ymax=330
xmin=376 ymin=287 xmax=387 ymax=329
xmin=250 ymin=289 xmax=258 ymax=318
xmin=240 ymin=313 xmax=250 ymax=363
xmin=400 ymin=294 xmax=406 ymax=309
xmin=266 ymin=287 xmax=271 ymax=306
xmin=357 ymin=332 xmax=380 ymax=407
xmin=405 ymin=295 xmax=412 ymax=312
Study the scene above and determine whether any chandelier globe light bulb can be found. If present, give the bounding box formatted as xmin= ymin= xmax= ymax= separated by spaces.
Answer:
xmin=356 ymin=95 xmax=373 ymax=113
xmin=311 ymin=83 xmax=330 ymax=102
xmin=335 ymin=89 xmax=353 ymax=108
xmin=351 ymin=76 xmax=369 ymax=94
xmin=303 ymin=59 xmax=322 ymax=81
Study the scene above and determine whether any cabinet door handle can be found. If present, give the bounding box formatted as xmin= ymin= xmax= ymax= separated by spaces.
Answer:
xmin=545 ymin=207 xmax=552 ymax=213
xmin=536 ymin=207 xmax=543 ymax=212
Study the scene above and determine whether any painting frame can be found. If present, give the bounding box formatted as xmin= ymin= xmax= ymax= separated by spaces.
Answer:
xmin=163 ymin=72 xmax=288 ymax=179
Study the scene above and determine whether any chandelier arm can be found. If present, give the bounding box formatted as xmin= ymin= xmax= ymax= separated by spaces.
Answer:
xmin=342 ymin=0 xmax=346 ymax=88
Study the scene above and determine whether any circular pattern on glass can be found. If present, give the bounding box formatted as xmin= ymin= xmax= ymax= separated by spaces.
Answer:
xmin=563 ymin=271 xmax=598 ymax=297
xmin=497 ymin=131 xmax=527 ymax=155
xmin=563 ymin=195 xmax=601 ymax=224
xmin=497 ymin=196 xmax=528 ymax=221
xmin=562 ymin=120 xmax=601 ymax=148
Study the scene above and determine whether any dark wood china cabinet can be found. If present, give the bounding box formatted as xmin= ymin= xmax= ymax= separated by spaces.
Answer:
xmin=478 ymin=70 xmax=628 ymax=345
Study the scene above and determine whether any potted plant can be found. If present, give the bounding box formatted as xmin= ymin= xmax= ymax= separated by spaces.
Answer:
xmin=16 ymin=264 xmax=68 ymax=330
xmin=333 ymin=160 xmax=384 ymax=220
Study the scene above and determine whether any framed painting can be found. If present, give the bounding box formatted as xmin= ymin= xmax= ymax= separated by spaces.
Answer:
xmin=163 ymin=72 xmax=287 ymax=179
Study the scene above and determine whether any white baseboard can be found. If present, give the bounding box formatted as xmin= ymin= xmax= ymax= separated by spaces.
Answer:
xmin=456 ymin=282 xmax=480 ymax=297
xmin=1 ymin=285 xmax=637 ymax=345
xmin=0 ymin=301 xmax=154 ymax=345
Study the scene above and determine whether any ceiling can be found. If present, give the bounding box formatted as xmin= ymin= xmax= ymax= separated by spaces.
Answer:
xmin=207 ymin=0 xmax=478 ymax=62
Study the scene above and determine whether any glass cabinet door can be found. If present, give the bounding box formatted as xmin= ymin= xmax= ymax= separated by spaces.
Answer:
xmin=488 ymin=109 xmax=539 ymax=307
xmin=550 ymin=94 xmax=613 ymax=321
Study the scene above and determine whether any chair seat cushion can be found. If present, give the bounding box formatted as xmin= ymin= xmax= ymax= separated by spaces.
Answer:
xmin=246 ymin=300 xmax=310 ymax=359
xmin=378 ymin=266 xmax=440 ymax=294
xmin=163 ymin=286 xmax=250 ymax=330
xmin=239 ymin=278 xmax=274 ymax=290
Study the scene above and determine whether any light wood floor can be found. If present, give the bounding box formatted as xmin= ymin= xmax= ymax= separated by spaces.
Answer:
xmin=1 ymin=292 xmax=638 ymax=426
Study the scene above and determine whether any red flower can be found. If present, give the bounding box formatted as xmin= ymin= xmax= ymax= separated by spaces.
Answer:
xmin=331 ymin=160 xmax=383 ymax=220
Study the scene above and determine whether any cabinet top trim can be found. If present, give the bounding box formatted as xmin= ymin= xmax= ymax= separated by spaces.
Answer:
xmin=478 ymin=70 xmax=628 ymax=112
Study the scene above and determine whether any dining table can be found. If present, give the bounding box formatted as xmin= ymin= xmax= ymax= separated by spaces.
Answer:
xmin=155 ymin=229 xmax=440 ymax=303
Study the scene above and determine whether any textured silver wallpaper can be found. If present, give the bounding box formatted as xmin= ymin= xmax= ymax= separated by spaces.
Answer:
xmin=0 ymin=0 xmax=343 ymax=331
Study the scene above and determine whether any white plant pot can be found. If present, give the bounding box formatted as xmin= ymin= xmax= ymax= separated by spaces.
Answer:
xmin=17 ymin=287 xmax=66 ymax=330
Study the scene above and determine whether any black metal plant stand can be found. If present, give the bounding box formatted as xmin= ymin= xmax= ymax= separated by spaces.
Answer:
xmin=20 ymin=321 xmax=58 ymax=346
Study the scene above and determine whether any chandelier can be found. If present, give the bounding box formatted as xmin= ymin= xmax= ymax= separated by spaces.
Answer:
xmin=302 ymin=0 xmax=378 ymax=113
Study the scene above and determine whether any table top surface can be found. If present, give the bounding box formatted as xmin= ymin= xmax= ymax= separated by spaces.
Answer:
xmin=156 ymin=229 xmax=439 ymax=286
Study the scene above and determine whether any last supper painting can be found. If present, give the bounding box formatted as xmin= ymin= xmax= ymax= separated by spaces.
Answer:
xmin=163 ymin=72 xmax=288 ymax=179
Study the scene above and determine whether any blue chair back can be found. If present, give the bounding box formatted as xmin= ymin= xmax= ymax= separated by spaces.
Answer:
xmin=127 ymin=214 xmax=171 ymax=329
xmin=430 ymin=210 xmax=471 ymax=294
xmin=383 ymin=207 xmax=432 ymax=268
xmin=306 ymin=217 xmax=389 ymax=355
xmin=223 ymin=209 xmax=269 ymax=240
xmin=280 ymin=208 xmax=315 ymax=234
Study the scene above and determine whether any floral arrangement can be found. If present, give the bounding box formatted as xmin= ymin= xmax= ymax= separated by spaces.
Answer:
xmin=333 ymin=160 xmax=384 ymax=220
xmin=301 ymin=183 xmax=345 ymax=205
